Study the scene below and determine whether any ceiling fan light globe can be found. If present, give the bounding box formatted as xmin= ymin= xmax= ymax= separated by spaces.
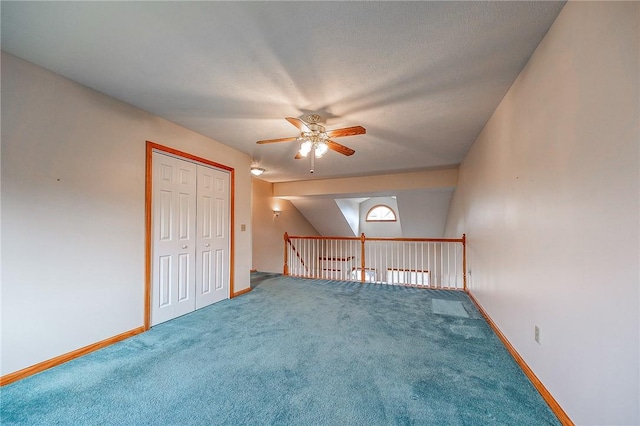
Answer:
xmin=299 ymin=140 xmax=312 ymax=157
xmin=315 ymin=142 xmax=329 ymax=158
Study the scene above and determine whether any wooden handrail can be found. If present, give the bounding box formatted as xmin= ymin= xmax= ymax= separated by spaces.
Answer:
xmin=318 ymin=256 xmax=355 ymax=261
xmin=286 ymin=235 xmax=361 ymax=241
xmin=364 ymin=237 xmax=465 ymax=243
xmin=286 ymin=234 xmax=464 ymax=243
xmin=387 ymin=268 xmax=430 ymax=272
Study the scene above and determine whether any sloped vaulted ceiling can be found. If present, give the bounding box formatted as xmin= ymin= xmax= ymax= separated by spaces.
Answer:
xmin=1 ymin=1 xmax=565 ymax=236
xmin=1 ymin=1 xmax=565 ymax=182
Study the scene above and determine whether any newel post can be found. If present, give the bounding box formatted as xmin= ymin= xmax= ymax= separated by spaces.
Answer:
xmin=360 ymin=233 xmax=366 ymax=283
xmin=283 ymin=232 xmax=289 ymax=276
xmin=462 ymin=233 xmax=467 ymax=292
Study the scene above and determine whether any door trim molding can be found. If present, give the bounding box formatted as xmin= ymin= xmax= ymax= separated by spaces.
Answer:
xmin=145 ymin=141 xmax=235 ymax=330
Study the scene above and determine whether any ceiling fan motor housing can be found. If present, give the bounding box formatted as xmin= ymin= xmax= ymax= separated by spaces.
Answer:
xmin=302 ymin=123 xmax=329 ymax=143
xmin=305 ymin=114 xmax=322 ymax=124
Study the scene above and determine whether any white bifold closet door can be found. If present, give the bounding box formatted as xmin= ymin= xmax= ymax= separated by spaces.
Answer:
xmin=151 ymin=152 xmax=230 ymax=326
xmin=195 ymin=163 xmax=229 ymax=309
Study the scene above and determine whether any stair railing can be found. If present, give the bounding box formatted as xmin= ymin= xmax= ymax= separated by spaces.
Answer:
xmin=284 ymin=233 xmax=467 ymax=291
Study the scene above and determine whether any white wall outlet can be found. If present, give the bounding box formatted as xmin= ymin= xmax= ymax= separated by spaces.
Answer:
xmin=534 ymin=325 xmax=540 ymax=344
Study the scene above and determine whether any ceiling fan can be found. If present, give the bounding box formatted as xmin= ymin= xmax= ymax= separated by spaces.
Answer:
xmin=256 ymin=114 xmax=366 ymax=173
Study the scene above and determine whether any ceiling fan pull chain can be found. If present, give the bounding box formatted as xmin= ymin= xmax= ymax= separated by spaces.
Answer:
xmin=310 ymin=147 xmax=315 ymax=173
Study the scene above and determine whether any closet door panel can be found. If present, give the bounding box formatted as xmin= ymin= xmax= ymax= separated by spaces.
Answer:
xmin=196 ymin=165 xmax=229 ymax=309
xmin=151 ymin=153 xmax=197 ymax=326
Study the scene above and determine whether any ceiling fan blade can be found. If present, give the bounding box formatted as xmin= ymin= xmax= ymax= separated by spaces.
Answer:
xmin=326 ymin=125 xmax=366 ymax=138
xmin=285 ymin=117 xmax=311 ymax=132
xmin=256 ymin=136 xmax=299 ymax=144
xmin=327 ymin=140 xmax=355 ymax=156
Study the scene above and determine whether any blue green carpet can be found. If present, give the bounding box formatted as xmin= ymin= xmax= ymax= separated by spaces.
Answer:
xmin=1 ymin=275 xmax=559 ymax=425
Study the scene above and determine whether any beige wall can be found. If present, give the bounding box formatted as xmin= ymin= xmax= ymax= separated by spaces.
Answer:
xmin=444 ymin=3 xmax=639 ymax=425
xmin=1 ymin=52 xmax=253 ymax=376
xmin=251 ymin=178 xmax=319 ymax=273
xmin=273 ymin=168 xmax=457 ymax=198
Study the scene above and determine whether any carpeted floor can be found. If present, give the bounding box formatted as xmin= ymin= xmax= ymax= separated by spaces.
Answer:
xmin=1 ymin=274 xmax=560 ymax=425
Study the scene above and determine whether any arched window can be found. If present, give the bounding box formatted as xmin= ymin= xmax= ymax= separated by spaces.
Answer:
xmin=366 ymin=204 xmax=397 ymax=222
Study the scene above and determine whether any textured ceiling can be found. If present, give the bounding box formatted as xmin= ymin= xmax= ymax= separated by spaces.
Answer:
xmin=1 ymin=1 xmax=565 ymax=183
